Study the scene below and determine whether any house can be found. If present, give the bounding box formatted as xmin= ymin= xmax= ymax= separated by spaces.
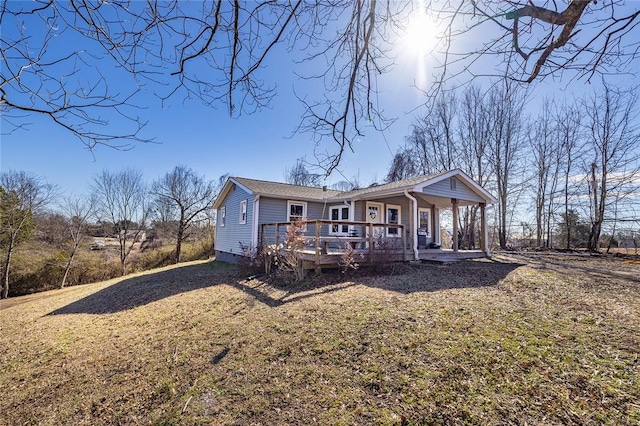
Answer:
xmin=213 ymin=169 xmax=497 ymax=267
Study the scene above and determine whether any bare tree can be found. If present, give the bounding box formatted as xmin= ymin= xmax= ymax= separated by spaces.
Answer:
xmin=284 ymin=158 xmax=323 ymax=187
xmin=330 ymin=178 xmax=362 ymax=192
xmin=528 ymin=99 xmax=556 ymax=247
xmin=583 ymin=84 xmax=640 ymax=252
xmin=456 ymin=85 xmax=493 ymax=249
xmin=92 ymin=168 xmax=150 ymax=276
xmin=0 ymin=1 xmax=408 ymax=173
xmin=385 ymin=150 xmax=419 ymax=183
xmin=485 ymin=83 xmax=528 ymax=249
xmin=0 ymin=171 xmax=55 ymax=298
xmin=388 ymin=83 xmax=522 ymax=249
xmin=2 ymin=1 xmax=638 ymax=174
xmin=58 ymin=194 xmax=95 ymax=288
xmin=434 ymin=1 xmax=640 ymax=86
xmin=553 ymin=102 xmax=584 ymax=249
xmin=0 ymin=2 xmax=152 ymax=150
xmin=151 ymin=166 xmax=221 ymax=263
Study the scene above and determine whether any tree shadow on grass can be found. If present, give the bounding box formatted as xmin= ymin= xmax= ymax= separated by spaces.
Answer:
xmin=224 ymin=258 xmax=523 ymax=307
xmin=355 ymin=258 xmax=523 ymax=294
xmin=505 ymin=253 xmax=640 ymax=285
xmin=48 ymin=258 xmax=524 ymax=315
xmin=48 ymin=261 xmax=239 ymax=315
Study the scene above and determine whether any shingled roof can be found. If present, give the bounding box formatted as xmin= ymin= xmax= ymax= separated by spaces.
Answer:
xmin=232 ymin=177 xmax=343 ymax=201
xmin=213 ymin=168 xmax=495 ymax=208
xmin=338 ymin=171 xmax=449 ymax=198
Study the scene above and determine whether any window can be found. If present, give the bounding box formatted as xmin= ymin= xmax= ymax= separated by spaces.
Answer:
xmin=386 ymin=204 xmax=401 ymax=237
xmin=239 ymin=200 xmax=247 ymax=224
xmin=219 ymin=206 xmax=226 ymax=227
xmin=287 ymin=200 xmax=307 ymax=223
xmin=450 ymin=177 xmax=457 ymax=190
xmin=329 ymin=205 xmax=350 ymax=235
xmin=418 ymin=208 xmax=430 ymax=237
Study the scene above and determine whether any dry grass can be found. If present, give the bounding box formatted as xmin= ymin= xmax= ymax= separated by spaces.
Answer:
xmin=1 ymin=254 xmax=639 ymax=425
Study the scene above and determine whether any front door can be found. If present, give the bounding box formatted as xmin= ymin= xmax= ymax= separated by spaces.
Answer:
xmin=365 ymin=201 xmax=385 ymax=243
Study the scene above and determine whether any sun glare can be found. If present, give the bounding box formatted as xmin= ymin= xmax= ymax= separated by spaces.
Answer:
xmin=401 ymin=11 xmax=440 ymax=58
xmin=397 ymin=8 xmax=443 ymax=90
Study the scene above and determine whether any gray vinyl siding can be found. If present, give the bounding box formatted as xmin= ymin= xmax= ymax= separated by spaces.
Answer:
xmin=258 ymin=197 xmax=288 ymax=224
xmin=215 ymin=184 xmax=254 ymax=255
xmin=258 ymin=197 xmax=334 ymax=245
xmin=258 ymin=197 xmax=330 ymax=223
xmin=421 ymin=176 xmax=484 ymax=202
xmin=356 ymin=196 xmax=411 ymax=227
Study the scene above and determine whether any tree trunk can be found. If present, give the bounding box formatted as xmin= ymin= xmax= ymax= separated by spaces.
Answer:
xmin=60 ymin=244 xmax=78 ymax=289
xmin=2 ymin=244 xmax=13 ymax=299
xmin=175 ymin=233 xmax=183 ymax=264
xmin=564 ymin=158 xmax=572 ymax=249
xmin=175 ymin=219 xmax=185 ymax=264
xmin=587 ymin=162 xmax=603 ymax=253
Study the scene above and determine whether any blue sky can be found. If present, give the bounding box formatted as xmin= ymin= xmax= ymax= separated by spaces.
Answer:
xmin=0 ymin=55 xmax=424 ymax=194
xmin=1 ymin=1 xmax=638 ymax=197
xmin=0 ymin=3 xmax=435 ymax=195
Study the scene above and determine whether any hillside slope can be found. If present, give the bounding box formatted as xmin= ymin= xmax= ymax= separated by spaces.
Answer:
xmin=1 ymin=255 xmax=639 ymax=425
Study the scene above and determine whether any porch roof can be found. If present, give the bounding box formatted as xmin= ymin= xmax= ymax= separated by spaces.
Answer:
xmin=340 ymin=169 xmax=497 ymax=205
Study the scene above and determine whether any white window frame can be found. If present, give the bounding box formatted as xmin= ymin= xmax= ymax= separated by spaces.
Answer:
xmin=219 ymin=206 xmax=226 ymax=227
xmin=329 ymin=205 xmax=350 ymax=236
xmin=386 ymin=204 xmax=401 ymax=237
xmin=239 ymin=200 xmax=247 ymax=224
xmin=418 ymin=207 xmax=431 ymax=237
xmin=287 ymin=200 xmax=307 ymax=223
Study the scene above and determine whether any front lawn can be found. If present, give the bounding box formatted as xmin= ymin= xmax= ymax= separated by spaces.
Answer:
xmin=1 ymin=254 xmax=638 ymax=425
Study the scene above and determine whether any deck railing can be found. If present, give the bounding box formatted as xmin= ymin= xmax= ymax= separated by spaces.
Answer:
xmin=259 ymin=220 xmax=407 ymax=268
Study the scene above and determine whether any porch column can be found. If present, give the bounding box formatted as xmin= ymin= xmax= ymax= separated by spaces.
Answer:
xmin=434 ymin=207 xmax=441 ymax=245
xmin=403 ymin=190 xmax=419 ymax=261
xmin=452 ymin=198 xmax=459 ymax=253
xmin=480 ymin=202 xmax=490 ymax=256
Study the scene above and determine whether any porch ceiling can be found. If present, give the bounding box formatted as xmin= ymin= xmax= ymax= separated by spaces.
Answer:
xmin=414 ymin=192 xmax=481 ymax=208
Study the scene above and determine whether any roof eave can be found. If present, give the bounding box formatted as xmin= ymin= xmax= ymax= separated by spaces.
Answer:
xmin=212 ymin=177 xmax=255 ymax=209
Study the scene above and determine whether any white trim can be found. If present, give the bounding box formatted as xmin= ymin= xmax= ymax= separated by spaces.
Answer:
xmin=365 ymin=201 xmax=384 ymax=224
xmin=404 ymin=190 xmax=419 ymax=260
xmin=252 ymin=196 xmax=260 ymax=248
xmin=329 ymin=205 xmax=350 ymax=235
xmin=239 ymin=199 xmax=247 ymax=224
xmin=219 ymin=206 xmax=226 ymax=227
xmin=287 ymin=200 xmax=307 ymax=222
xmin=365 ymin=201 xmax=385 ymax=244
xmin=229 ymin=177 xmax=254 ymax=195
xmin=418 ymin=207 xmax=431 ymax=237
xmin=386 ymin=204 xmax=401 ymax=237
xmin=213 ymin=177 xmax=254 ymax=209
xmin=434 ymin=208 xmax=441 ymax=245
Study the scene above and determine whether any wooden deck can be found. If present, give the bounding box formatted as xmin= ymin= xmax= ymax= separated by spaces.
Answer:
xmin=260 ymin=220 xmax=488 ymax=271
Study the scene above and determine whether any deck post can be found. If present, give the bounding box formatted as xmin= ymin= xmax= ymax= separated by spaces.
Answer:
xmin=452 ymin=198 xmax=459 ymax=253
xmin=368 ymin=223 xmax=374 ymax=265
xmin=315 ymin=220 xmax=321 ymax=273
